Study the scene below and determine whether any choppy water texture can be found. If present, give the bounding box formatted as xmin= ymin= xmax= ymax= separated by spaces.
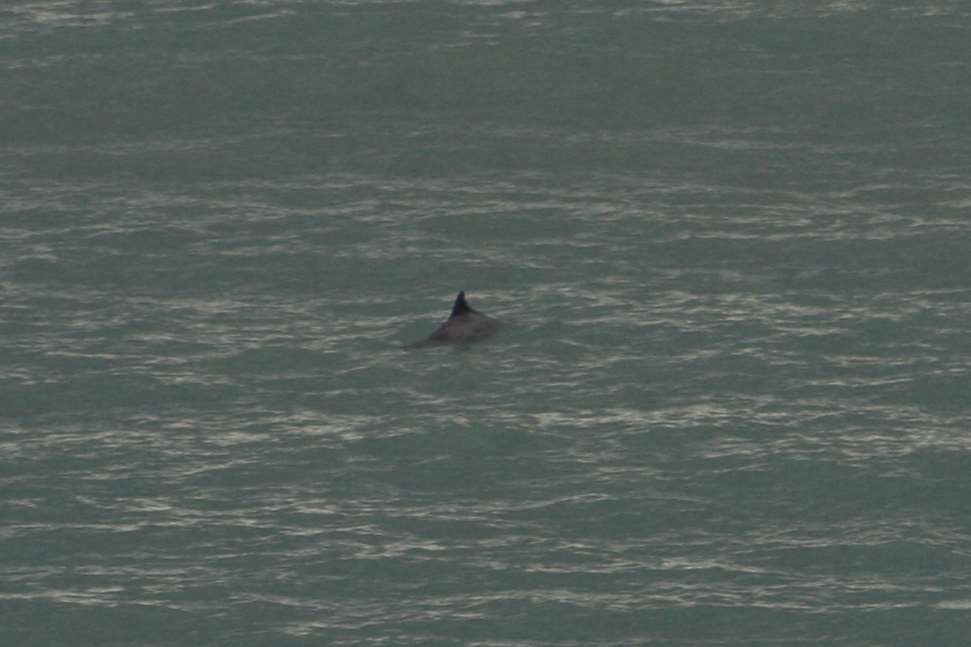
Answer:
xmin=3 ymin=1 xmax=971 ymax=645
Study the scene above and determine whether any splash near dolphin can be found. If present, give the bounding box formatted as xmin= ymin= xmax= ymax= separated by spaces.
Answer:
xmin=410 ymin=291 xmax=500 ymax=347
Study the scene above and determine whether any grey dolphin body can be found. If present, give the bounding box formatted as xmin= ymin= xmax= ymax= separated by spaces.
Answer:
xmin=414 ymin=291 xmax=500 ymax=346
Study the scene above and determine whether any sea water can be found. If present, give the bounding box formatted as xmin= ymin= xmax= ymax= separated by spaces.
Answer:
xmin=2 ymin=1 xmax=971 ymax=645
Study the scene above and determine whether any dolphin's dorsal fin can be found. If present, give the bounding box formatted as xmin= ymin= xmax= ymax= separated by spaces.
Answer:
xmin=450 ymin=291 xmax=473 ymax=318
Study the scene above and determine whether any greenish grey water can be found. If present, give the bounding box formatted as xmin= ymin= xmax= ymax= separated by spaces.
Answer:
xmin=3 ymin=1 xmax=971 ymax=645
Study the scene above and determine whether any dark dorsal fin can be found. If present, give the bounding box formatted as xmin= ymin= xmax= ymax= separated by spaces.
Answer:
xmin=449 ymin=291 xmax=473 ymax=318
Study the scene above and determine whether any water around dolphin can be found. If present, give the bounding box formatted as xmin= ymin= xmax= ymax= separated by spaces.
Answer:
xmin=409 ymin=291 xmax=500 ymax=347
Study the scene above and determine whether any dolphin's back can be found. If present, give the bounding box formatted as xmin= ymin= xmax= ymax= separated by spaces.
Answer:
xmin=428 ymin=311 xmax=499 ymax=343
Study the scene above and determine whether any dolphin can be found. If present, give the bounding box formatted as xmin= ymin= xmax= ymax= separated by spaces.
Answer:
xmin=410 ymin=291 xmax=500 ymax=347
